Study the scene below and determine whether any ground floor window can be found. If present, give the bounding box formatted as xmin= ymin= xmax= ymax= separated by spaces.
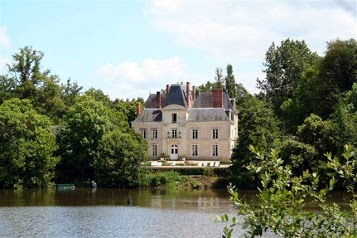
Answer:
xmin=171 ymin=144 xmax=178 ymax=154
xmin=212 ymin=144 xmax=218 ymax=157
xmin=192 ymin=144 xmax=198 ymax=157
xmin=152 ymin=144 xmax=158 ymax=157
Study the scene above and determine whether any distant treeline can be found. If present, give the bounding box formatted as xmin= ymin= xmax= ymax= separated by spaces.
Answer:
xmin=0 ymin=38 xmax=356 ymax=189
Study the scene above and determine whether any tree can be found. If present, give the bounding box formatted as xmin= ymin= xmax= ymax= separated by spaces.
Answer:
xmin=278 ymin=139 xmax=317 ymax=177
xmin=225 ymin=65 xmax=237 ymax=100
xmin=55 ymin=95 xmax=114 ymax=183
xmin=84 ymin=88 xmax=112 ymax=108
xmin=257 ymin=39 xmax=318 ymax=114
xmin=297 ymin=114 xmax=338 ymax=156
xmin=61 ymin=78 xmax=83 ymax=107
xmin=220 ymin=145 xmax=357 ymax=238
xmin=316 ymin=39 xmax=357 ymax=118
xmin=230 ymin=94 xmax=281 ymax=188
xmin=0 ymin=98 xmax=58 ymax=189
xmin=113 ymin=97 xmax=144 ymax=126
xmin=280 ymin=63 xmax=321 ymax=133
xmin=214 ymin=67 xmax=225 ymax=89
xmin=94 ymin=128 xmax=148 ymax=187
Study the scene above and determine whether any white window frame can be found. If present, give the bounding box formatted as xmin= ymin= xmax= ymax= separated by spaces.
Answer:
xmin=192 ymin=144 xmax=198 ymax=157
xmin=192 ymin=129 xmax=199 ymax=139
xmin=152 ymin=144 xmax=158 ymax=157
xmin=172 ymin=129 xmax=177 ymax=138
xmin=152 ymin=129 xmax=158 ymax=139
xmin=141 ymin=129 xmax=147 ymax=139
xmin=212 ymin=129 xmax=219 ymax=139
xmin=212 ymin=144 xmax=218 ymax=157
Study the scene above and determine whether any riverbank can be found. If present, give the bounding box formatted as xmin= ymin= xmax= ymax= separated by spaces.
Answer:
xmin=143 ymin=170 xmax=229 ymax=189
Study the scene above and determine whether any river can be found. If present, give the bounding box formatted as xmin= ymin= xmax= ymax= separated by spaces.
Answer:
xmin=0 ymin=188 xmax=350 ymax=237
xmin=0 ymin=188 xmax=243 ymax=238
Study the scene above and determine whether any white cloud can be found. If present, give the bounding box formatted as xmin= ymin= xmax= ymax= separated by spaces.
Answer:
xmin=147 ymin=0 xmax=356 ymax=93
xmin=96 ymin=56 xmax=200 ymax=100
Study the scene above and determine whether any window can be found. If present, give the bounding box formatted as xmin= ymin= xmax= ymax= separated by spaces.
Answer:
xmin=212 ymin=144 xmax=218 ymax=156
xmin=212 ymin=129 xmax=219 ymax=139
xmin=192 ymin=144 xmax=198 ymax=157
xmin=171 ymin=144 xmax=178 ymax=154
xmin=192 ymin=129 xmax=199 ymax=139
xmin=172 ymin=113 xmax=177 ymax=123
xmin=152 ymin=129 xmax=158 ymax=139
xmin=140 ymin=129 xmax=147 ymax=139
xmin=172 ymin=129 xmax=177 ymax=138
xmin=152 ymin=144 xmax=158 ymax=157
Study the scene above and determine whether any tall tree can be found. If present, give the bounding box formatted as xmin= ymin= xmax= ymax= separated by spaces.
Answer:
xmin=230 ymin=94 xmax=281 ymax=188
xmin=56 ymin=95 xmax=115 ymax=182
xmin=257 ymin=39 xmax=318 ymax=114
xmin=225 ymin=64 xmax=237 ymax=100
xmin=0 ymin=98 xmax=58 ymax=188
xmin=316 ymin=39 xmax=357 ymax=118
xmin=214 ymin=67 xmax=225 ymax=89
xmin=94 ymin=128 xmax=148 ymax=187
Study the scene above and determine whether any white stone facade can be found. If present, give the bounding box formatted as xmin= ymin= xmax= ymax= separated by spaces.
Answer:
xmin=131 ymin=82 xmax=238 ymax=161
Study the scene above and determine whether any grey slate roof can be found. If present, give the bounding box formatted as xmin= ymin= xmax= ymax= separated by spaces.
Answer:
xmin=192 ymin=91 xmax=235 ymax=111
xmin=133 ymin=109 xmax=162 ymax=122
xmin=135 ymin=84 xmax=236 ymax=123
xmin=162 ymin=84 xmax=187 ymax=108
xmin=187 ymin=108 xmax=230 ymax=122
xmin=144 ymin=84 xmax=188 ymax=108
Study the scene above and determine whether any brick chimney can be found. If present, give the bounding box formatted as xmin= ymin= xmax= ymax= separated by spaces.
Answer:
xmin=186 ymin=82 xmax=190 ymax=108
xmin=212 ymin=88 xmax=223 ymax=108
xmin=136 ymin=102 xmax=141 ymax=116
xmin=166 ymin=84 xmax=170 ymax=95
xmin=156 ymin=91 xmax=161 ymax=108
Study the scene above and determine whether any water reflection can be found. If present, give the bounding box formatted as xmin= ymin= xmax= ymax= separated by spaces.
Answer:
xmin=0 ymin=188 xmax=351 ymax=238
xmin=0 ymin=188 xmax=234 ymax=212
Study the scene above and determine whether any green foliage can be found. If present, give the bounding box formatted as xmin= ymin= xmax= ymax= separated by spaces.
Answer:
xmin=56 ymin=95 xmax=115 ymax=182
xmin=278 ymin=139 xmax=317 ymax=176
xmin=0 ymin=98 xmax=58 ymax=188
xmin=214 ymin=67 xmax=225 ymax=89
xmin=94 ymin=128 xmax=148 ymax=187
xmin=225 ymin=64 xmax=237 ymax=100
xmin=317 ymin=39 xmax=357 ymax=117
xmin=258 ymin=39 xmax=318 ymax=114
xmin=220 ymin=145 xmax=357 ymax=237
xmin=143 ymin=171 xmax=183 ymax=187
xmin=112 ymin=97 xmax=144 ymax=126
xmin=230 ymin=94 xmax=281 ymax=188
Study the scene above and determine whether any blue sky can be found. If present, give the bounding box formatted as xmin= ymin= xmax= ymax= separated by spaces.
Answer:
xmin=0 ymin=0 xmax=356 ymax=100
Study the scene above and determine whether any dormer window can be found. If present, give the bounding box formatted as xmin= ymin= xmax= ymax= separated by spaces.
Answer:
xmin=172 ymin=113 xmax=177 ymax=123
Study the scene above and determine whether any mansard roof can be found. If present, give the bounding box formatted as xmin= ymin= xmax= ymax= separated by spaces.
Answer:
xmin=144 ymin=84 xmax=188 ymax=108
xmin=134 ymin=83 xmax=237 ymax=123
xmin=192 ymin=91 xmax=235 ymax=111
xmin=187 ymin=108 xmax=230 ymax=122
xmin=163 ymin=84 xmax=187 ymax=108
xmin=133 ymin=109 xmax=162 ymax=122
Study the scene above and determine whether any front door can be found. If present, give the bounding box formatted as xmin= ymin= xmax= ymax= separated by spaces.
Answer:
xmin=170 ymin=144 xmax=178 ymax=160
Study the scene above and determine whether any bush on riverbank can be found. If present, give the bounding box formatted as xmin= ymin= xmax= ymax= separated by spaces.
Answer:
xmin=142 ymin=171 xmax=226 ymax=189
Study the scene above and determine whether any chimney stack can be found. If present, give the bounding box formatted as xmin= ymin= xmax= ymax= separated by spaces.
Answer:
xmin=156 ymin=91 xmax=161 ymax=108
xmin=212 ymin=88 xmax=223 ymax=108
xmin=192 ymin=86 xmax=196 ymax=100
xmin=136 ymin=102 xmax=141 ymax=116
xmin=166 ymin=84 xmax=170 ymax=95
xmin=186 ymin=82 xmax=190 ymax=108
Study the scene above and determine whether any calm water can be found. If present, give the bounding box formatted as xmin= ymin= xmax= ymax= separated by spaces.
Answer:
xmin=0 ymin=188 xmax=350 ymax=238
xmin=0 ymin=188 xmax=243 ymax=238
